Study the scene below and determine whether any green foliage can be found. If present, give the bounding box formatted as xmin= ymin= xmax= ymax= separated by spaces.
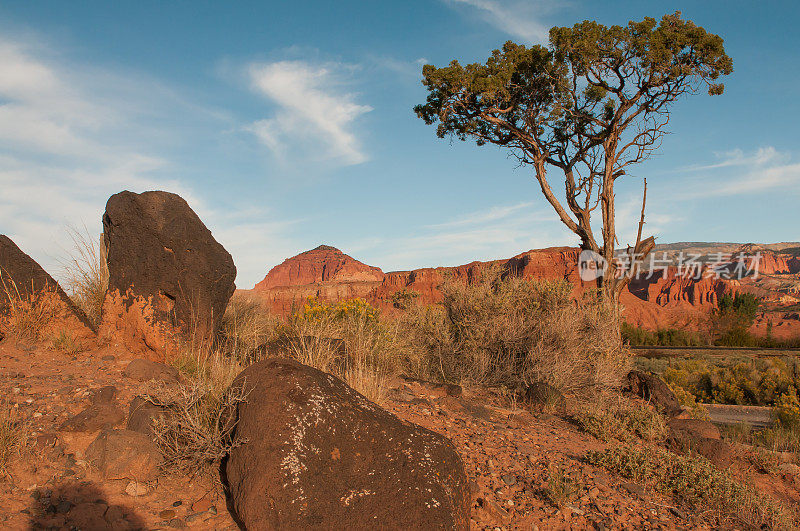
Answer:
xmin=586 ymin=445 xmax=794 ymax=529
xmin=416 ymin=13 xmax=731 ymax=146
xmin=637 ymin=356 xmax=799 ymax=407
xmin=575 ymin=397 xmax=667 ymax=442
xmin=718 ymin=292 xmax=759 ymax=321
xmin=622 ymin=322 xmax=708 ymax=346
xmin=713 ymin=292 xmax=760 ymax=345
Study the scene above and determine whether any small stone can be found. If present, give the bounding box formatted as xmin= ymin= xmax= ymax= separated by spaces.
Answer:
xmin=501 ymin=473 xmax=516 ymax=486
xmin=56 ymin=500 xmax=73 ymax=513
xmin=125 ymin=481 xmax=148 ymax=496
xmin=159 ymin=509 xmax=177 ymax=519
xmin=208 ymin=505 xmax=217 ymax=515
xmin=191 ymin=498 xmax=212 ymax=512
xmin=102 ymin=355 xmax=116 ymax=361
xmin=172 ymin=500 xmax=183 ymax=507
xmin=588 ymin=487 xmax=600 ymax=498
xmin=168 ymin=517 xmax=187 ymax=528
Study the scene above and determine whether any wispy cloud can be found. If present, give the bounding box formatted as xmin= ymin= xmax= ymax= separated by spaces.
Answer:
xmin=246 ymin=60 xmax=372 ymax=165
xmin=0 ymin=34 xmax=297 ymax=288
xmin=353 ymin=201 xmax=572 ymax=270
xmin=681 ymin=147 xmax=800 ymax=198
xmin=444 ymin=0 xmax=563 ymax=44
xmin=426 ymin=201 xmax=536 ymax=229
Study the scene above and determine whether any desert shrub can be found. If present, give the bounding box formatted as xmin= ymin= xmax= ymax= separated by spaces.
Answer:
xmin=217 ymin=293 xmax=278 ymax=363
xmin=669 ymin=383 xmax=710 ymax=420
xmin=145 ymin=348 xmax=247 ymax=474
xmin=575 ymin=396 xmax=667 ymax=443
xmin=641 ymin=356 xmax=799 ymax=407
xmin=587 ymin=444 xmax=795 ymax=529
xmin=622 ymin=323 xmax=709 ymax=346
xmin=0 ymin=276 xmax=59 ymax=342
xmin=0 ymin=403 xmax=29 ymax=477
xmin=276 ymin=298 xmax=401 ymax=403
xmin=544 ymin=465 xmax=582 ymax=507
xmin=404 ymin=267 xmax=629 ymax=395
xmin=51 ymin=329 xmax=82 ymax=356
xmin=774 ymin=388 xmax=800 ymax=430
xmin=60 ymin=227 xmax=108 ymax=328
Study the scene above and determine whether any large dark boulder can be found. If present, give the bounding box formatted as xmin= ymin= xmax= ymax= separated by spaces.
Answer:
xmin=101 ymin=191 xmax=236 ymax=356
xmin=0 ymin=235 xmax=94 ymax=333
xmin=624 ymin=370 xmax=682 ymax=417
xmin=224 ymin=358 xmax=471 ymax=530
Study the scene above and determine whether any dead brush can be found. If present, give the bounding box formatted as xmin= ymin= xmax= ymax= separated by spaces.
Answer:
xmin=0 ymin=402 xmax=30 ymax=477
xmin=217 ymin=293 xmax=278 ymax=363
xmin=0 ymin=274 xmax=59 ymax=342
xmin=60 ymin=226 xmax=108 ymax=328
xmin=574 ymin=395 xmax=668 ymax=443
xmin=143 ymin=378 xmax=249 ymax=475
xmin=279 ymin=299 xmax=401 ymax=404
xmin=403 ymin=265 xmax=630 ymax=396
xmin=144 ymin=342 xmax=248 ymax=474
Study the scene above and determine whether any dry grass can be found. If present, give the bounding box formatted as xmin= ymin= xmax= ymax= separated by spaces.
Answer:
xmin=544 ymin=465 xmax=582 ymax=507
xmin=144 ymin=346 xmax=247 ymax=474
xmin=51 ymin=329 xmax=82 ymax=356
xmin=574 ymin=395 xmax=668 ymax=443
xmin=0 ymin=275 xmax=59 ymax=342
xmin=402 ymin=266 xmax=630 ymax=395
xmin=217 ymin=293 xmax=278 ymax=363
xmin=278 ymin=299 xmax=401 ymax=403
xmin=59 ymin=227 xmax=108 ymax=329
xmin=0 ymin=403 xmax=29 ymax=477
xmin=587 ymin=444 xmax=796 ymax=529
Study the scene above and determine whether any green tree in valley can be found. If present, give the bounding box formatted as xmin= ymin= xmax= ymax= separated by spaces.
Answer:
xmin=415 ymin=12 xmax=733 ymax=303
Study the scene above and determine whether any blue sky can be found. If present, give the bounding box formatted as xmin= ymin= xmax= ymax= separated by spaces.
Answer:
xmin=0 ymin=1 xmax=798 ymax=287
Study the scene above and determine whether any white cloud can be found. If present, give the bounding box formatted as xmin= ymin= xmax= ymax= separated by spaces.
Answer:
xmin=426 ymin=201 xmax=536 ymax=229
xmin=445 ymin=0 xmax=562 ymax=44
xmin=681 ymin=147 xmax=800 ymax=198
xmin=246 ymin=60 xmax=372 ymax=165
xmin=353 ymin=202 xmax=572 ymax=271
xmin=0 ymin=35 xmax=295 ymax=289
xmin=685 ymin=146 xmax=790 ymax=171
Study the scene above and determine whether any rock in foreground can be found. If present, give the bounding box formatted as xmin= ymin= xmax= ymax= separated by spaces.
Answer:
xmin=0 ymin=234 xmax=94 ymax=335
xmin=101 ymin=191 xmax=236 ymax=358
xmin=225 ymin=358 xmax=471 ymax=530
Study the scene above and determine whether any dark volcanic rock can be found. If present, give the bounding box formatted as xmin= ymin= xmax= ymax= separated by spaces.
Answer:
xmin=85 ymin=428 xmax=162 ymax=482
xmin=0 ymin=235 xmax=94 ymax=330
xmin=624 ymin=370 xmax=682 ymax=417
xmin=101 ymin=191 xmax=236 ymax=356
xmin=523 ymin=381 xmax=566 ymax=414
xmin=225 ymin=358 xmax=471 ymax=530
xmin=126 ymin=396 xmax=169 ymax=437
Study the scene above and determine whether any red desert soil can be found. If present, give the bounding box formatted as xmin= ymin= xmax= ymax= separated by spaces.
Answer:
xmin=4 ymin=333 xmax=796 ymax=529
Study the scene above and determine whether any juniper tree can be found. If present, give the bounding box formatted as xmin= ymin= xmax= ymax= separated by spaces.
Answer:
xmin=415 ymin=12 xmax=733 ymax=303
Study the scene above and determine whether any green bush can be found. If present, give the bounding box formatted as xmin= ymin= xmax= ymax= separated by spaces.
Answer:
xmin=587 ymin=444 xmax=794 ymax=529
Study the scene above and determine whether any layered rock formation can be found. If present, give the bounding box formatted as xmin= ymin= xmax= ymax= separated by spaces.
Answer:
xmin=249 ymin=243 xmax=800 ymax=335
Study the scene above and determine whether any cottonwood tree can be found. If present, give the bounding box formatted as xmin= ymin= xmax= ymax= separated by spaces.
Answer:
xmin=415 ymin=12 xmax=732 ymax=303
